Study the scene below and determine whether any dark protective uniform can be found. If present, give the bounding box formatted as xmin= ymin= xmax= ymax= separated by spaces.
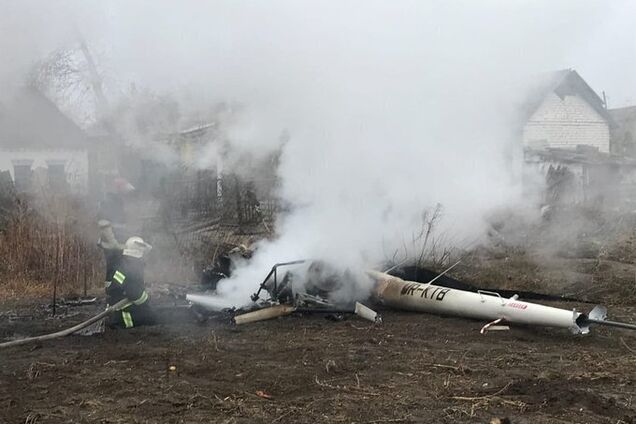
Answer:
xmin=97 ymin=192 xmax=126 ymax=289
xmin=100 ymin=239 xmax=122 ymax=285
xmin=106 ymin=256 xmax=156 ymax=328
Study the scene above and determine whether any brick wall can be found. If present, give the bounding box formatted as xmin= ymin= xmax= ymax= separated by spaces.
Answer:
xmin=523 ymin=92 xmax=610 ymax=153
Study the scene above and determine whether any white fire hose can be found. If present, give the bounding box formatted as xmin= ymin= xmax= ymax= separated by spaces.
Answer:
xmin=0 ymin=298 xmax=131 ymax=349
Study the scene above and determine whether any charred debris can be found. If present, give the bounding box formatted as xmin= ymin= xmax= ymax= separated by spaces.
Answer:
xmin=186 ymin=253 xmax=636 ymax=335
xmin=189 ymin=259 xmax=382 ymax=325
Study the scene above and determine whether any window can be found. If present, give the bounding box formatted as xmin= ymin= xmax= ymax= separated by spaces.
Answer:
xmin=13 ymin=163 xmax=32 ymax=192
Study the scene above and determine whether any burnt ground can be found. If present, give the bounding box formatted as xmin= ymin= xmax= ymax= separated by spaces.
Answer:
xmin=1 ymin=296 xmax=636 ymax=424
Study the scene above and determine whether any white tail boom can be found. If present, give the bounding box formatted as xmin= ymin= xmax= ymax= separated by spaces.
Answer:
xmin=369 ymin=271 xmax=636 ymax=334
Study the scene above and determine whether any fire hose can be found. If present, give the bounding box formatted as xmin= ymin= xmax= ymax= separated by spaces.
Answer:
xmin=0 ymin=298 xmax=131 ymax=349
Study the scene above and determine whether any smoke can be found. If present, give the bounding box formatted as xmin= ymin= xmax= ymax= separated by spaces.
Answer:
xmin=2 ymin=1 xmax=635 ymax=305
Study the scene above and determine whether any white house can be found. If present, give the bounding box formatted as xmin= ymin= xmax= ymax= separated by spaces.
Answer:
xmin=522 ymin=69 xmax=613 ymax=154
xmin=0 ymin=87 xmax=89 ymax=195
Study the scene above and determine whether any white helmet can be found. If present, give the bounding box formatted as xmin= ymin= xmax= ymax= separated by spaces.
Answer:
xmin=123 ymin=236 xmax=152 ymax=258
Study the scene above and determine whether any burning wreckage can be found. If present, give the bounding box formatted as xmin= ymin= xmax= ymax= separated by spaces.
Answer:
xmin=188 ymin=260 xmax=382 ymax=325
xmin=187 ymin=258 xmax=636 ymax=335
xmin=3 ymin=256 xmax=636 ymax=350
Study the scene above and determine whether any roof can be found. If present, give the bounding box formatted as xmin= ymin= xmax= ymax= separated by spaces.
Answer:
xmin=180 ymin=122 xmax=216 ymax=138
xmin=159 ymin=122 xmax=218 ymax=146
xmin=0 ymin=86 xmax=88 ymax=150
xmin=521 ymin=69 xmax=614 ymax=126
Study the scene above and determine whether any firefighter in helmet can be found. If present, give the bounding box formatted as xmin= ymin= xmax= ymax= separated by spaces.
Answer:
xmin=106 ymin=236 xmax=156 ymax=329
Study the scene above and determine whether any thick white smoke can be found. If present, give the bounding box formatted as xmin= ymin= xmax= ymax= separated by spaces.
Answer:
xmin=191 ymin=2 xmax=615 ymax=306
xmin=2 ymin=1 xmax=634 ymax=306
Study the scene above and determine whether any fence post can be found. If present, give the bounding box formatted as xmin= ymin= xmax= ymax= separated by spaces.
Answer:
xmin=52 ymin=227 xmax=59 ymax=316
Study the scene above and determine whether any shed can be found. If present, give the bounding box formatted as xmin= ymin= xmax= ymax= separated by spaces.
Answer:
xmin=609 ymin=105 xmax=636 ymax=158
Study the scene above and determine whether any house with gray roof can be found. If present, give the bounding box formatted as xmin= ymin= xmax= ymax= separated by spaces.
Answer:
xmin=521 ymin=69 xmax=614 ymax=154
xmin=0 ymin=87 xmax=90 ymax=195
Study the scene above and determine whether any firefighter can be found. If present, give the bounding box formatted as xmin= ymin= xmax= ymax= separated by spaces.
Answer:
xmin=97 ymin=220 xmax=123 ymax=290
xmin=97 ymin=177 xmax=135 ymax=290
xmin=106 ymin=236 xmax=156 ymax=329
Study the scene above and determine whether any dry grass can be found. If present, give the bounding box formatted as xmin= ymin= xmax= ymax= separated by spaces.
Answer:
xmin=0 ymin=277 xmax=60 ymax=300
xmin=0 ymin=194 xmax=103 ymax=301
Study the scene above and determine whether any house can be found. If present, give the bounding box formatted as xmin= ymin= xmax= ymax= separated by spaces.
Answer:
xmin=515 ymin=70 xmax=636 ymax=206
xmin=156 ymin=122 xmax=224 ymax=220
xmin=609 ymin=105 xmax=636 ymax=158
xmin=0 ymin=87 xmax=90 ymax=195
xmin=521 ymin=69 xmax=614 ymax=154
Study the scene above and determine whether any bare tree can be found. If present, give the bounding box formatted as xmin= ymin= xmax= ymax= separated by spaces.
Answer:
xmin=28 ymin=46 xmax=97 ymax=125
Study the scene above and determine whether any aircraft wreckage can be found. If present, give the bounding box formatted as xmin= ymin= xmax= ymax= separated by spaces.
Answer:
xmin=186 ymin=260 xmax=636 ymax=335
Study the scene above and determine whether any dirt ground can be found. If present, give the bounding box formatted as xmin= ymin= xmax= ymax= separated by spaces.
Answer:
xmin=1 ymin=294 xmax=636 ymax=424
xmin=3 ymin=207 xmax=636 ymax=424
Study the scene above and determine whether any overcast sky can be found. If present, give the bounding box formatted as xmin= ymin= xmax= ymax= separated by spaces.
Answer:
xmin=1 ymin=0 xmax=635 ymax=107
